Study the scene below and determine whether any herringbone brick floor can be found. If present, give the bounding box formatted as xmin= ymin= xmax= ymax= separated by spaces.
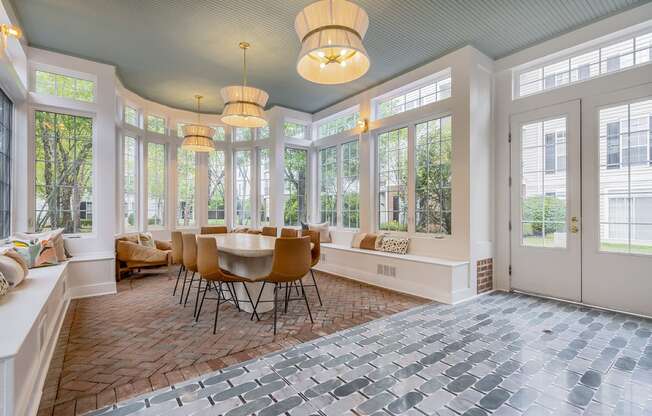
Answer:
xmin=37 ymin=269 xmax=427 ymax=416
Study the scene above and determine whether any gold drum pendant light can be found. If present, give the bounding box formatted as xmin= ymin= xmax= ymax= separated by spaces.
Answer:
xmin=220 ymin=42 xmax=268 ymax=128
xmin=295 ymin=0 xmax=370 ymax=85
xmin=181 ymin=95 xmax=215 ymax=152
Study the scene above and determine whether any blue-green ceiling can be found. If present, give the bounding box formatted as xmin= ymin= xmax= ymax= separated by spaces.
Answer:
xmin=11 ymin=0 xmax=649 ymax=113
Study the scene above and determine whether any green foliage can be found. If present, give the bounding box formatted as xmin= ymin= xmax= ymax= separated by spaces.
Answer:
xmin=284 ymin=148 xmax=307 ymax=225
xmin=379 ymin=220 xmax=408 ymax=232
xmin=522 ymin=195 xmax=566 ymax=235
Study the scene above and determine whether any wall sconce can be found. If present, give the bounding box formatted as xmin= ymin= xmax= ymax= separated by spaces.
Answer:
xmin=0 ymin=24 xmax=21 ymax=51
xmin=357 ymin=118 xmax=368 ymax=133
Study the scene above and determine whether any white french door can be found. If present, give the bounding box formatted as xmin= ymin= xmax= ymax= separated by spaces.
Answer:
xmin=510 ymin=100 xmax=582 ymax=301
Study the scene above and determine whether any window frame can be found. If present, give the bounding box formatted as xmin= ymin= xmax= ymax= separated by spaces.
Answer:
xmin=33 ymin=68 xmax=97 ymax=103
xmin=146 ymin=114 xmax=167 ymax=135
xmin=0 ymin=89 xmax=12 ymax=240
xmin=318 ymin=145 xmax=338 ymax=226
xmin=121 ymin=134 xmax=140 ymax=232
xmin=175 ymin=146 xmax=198 ymax=228
xmin=315 ymin=107 xmax=360 ymax=139
xmin=145 ymin=139 xmax=168 ymax=230
xmin=233 ymin=148 xmax=253 ymax=227
xmin=207 ymin=149 xmax=227 ymax=226
xmin=123 ymin=105 xmax=140 ymax=128
xmin=283 ymin=145 xmax=309 ymax=227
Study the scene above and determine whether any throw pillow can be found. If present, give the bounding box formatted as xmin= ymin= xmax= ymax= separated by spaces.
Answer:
xmin=0 ymin=255 xmax=26 ymax=287
xmin=33 ymin=239 xmax=59 ymax=268
xmin=381 ymin=236 xmax=410 ymax=254
xmin=359 ymin=233 xmax=378 ymax=250
xmin=138 ymin=232 xmax=156 ymax=248
xmin=374 ymin=234 xmax=386 ymax=251
xmin=12 ymin=241 xmax=41 ymax=268
xmin=0 ymin=272 xmax=8 ymax=296
xmin=2 ymin=249 xmax=29 ymax=274
xmin=308 ymin=222 xmax=331 ymax=243
xmin=13 ymin=228 xmax=66 ymax=262
xmin=351 ymin=232 xmax=366 ymax=248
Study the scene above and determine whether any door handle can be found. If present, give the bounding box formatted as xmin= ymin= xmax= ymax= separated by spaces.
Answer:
xmin=570 ymin=216 xmax=579 ymax=233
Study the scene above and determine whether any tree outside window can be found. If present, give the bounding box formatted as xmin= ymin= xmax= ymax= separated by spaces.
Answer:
xmin=284 ymin=147 xmax=307 ymax=226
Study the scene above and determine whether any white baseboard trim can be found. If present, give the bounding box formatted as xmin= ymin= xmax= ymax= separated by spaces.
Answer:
xmin=68 ymin=282 xmax=117 ymax=300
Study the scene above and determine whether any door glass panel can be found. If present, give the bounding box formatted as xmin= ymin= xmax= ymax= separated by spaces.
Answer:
xmin=599 ymin=99 xmax=652 ymax=255
xmin=520 ymin=117 xmax=567 ymax=248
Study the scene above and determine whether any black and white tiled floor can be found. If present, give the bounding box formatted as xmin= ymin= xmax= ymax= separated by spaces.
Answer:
xmin=86 ymin=292 xmax=652 ymax=416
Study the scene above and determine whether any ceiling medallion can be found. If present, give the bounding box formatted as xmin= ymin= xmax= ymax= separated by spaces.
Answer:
xmin=181 ymin=95 xmax=215 ymax=152
xmin=295 ymin=0 xmax=370 ymax=85
xmin=220 ymin=42 xmax=268 ymax=128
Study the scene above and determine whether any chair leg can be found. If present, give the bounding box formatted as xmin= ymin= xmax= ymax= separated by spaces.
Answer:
xmin=310 ymin=269 xmax=323 ymax=306
xmin=251 ymin=282 xmax=266 ymax=321
xmin=284 ymin=282 xmax=290 ymax=314
xmin=242 ymin=282 xmax=260 ymax=321
xmin=228 ymin=282 xmax=241 ymax=311
xmin=299 ymin=279 xmax=314 ymax=324
xmin=273 ymin=283 xmax=278 ymax=336
xmin=213 ymin=282 xmax=222 ymax=334
xmin=196 ymin=281 xmax=209 ymax=323
xmin=184 ymin=272 xmax=195 ymax=307
xmin=179 ymin=269 xmax=188 ymax=304
xmin=193 ymin=278 xmax=203 ymax=317
xmin=173 ymin=265 xmax=184 ymax=296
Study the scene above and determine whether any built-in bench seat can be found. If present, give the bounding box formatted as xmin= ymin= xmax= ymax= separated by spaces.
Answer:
xmin=316 ymin=242 xmax=473 ymax=304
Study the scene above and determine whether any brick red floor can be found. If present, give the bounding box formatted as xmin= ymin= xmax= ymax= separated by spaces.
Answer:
xmin=37 ymin=269 xmax=427 ymax=416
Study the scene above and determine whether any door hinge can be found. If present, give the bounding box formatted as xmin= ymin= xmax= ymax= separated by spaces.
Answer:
xmin=508 ymin=132 xmax=512 ymax=143
xmin=509 ymin=177 xmax=512 ymax=187
xmin=508 ymin=221 xmax=512 ymax=231
xmin=508 ymin=265 xmax=512 ymax=276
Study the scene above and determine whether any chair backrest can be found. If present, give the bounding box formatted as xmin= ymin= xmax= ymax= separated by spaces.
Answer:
xmin=280 ymin=228 xmax=298 ymax=237
xmin=197 ymin=236 xmax=220 ymax=278
xmin=301 ymin=229 xmax=320 ymax=266
xmin=200 ymin=226 xmax=228 ymax=235
xmin=171 ymin=231 xmax=183 ymax=264
xmin=268 ymin=236 xmax=311 ymax=283
xmin=246 ymin=229 xmax=262 ymax=234
xmin=261 ymin=226 xmax=278 ymax=237
xmin=182 ymin=233 xmax=198 ymax=271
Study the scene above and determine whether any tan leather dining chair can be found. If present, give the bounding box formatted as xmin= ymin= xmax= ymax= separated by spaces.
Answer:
xmin=300 ymin=229 xmax=323 ymax=306
xmin=196 ymin=237 xmax=261 ymax=333
xmin=253 ymin=236 xmax=313 ymax=335
xmin=200 ymin=226 xmax=228 ymax=235
xmin=180 ymin=233 xmax=199 ymax=308
xmin=171 ymin=231 xmax=184 ymax=296
xmin=280 ymin=228 xmax=298 ymax=237
xmin=261 ymin=227 xmax=278 ymax=237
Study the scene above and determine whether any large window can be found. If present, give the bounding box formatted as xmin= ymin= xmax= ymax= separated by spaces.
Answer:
xmin=123 ymin=136 xmax=138 ymax=231
xmin=377 ymin=127 xmax=408 ymax=231
xmin=283 ymin=147 xmax=308 ymax=226
xmin=518 ymin=31 xmax=652 ymax=97
xmin=599 ymin=99 xmax=652 ymax=255
xmin=208 ymin=150 xmax=226 ymax=225
xmin=234 ymin=150 xmax=252 ymax=226
xmin=0 ymin=91 xmax=12 ymax=239
xmin=317 ymin=110 xmax=359 ymax=139
xmin=147 ymin=142 xmax=166 ymax=227
xmin=258 ymin=148 xmax=270 ymax=225
xmin=35 ymin=110 xmax=93 ymax=233
xmin=34 ymin=70 xmax=95 ymax=103
xmin=177 ymin=148 xmax=196 ymax=226
xmin=319 ymin=146 xmax=337 ymax=225
xmin=341 ymin=140 xmax=360 ymax=229
xmin=374 ymin=69 xmax=451 ymax=120
xmin=147 ymin=115 xmax=165 ymax=134
xmin=284 ymin=122 xmax=308 ymax=140
xmin=415 ymin=116 xmax=452 ymax=234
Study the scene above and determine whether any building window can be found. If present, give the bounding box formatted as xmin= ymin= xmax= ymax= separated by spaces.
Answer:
xmin=319 ymin=146 xmax=338 ymax=225
xmin=374 ymin=69 xmax=451 ymax=120
xmin=147 ymin=115 xmax=165 ymax=134
xmin=600 ymin=99 xmax=652 ymax=255
xmin=283 ymin=147 xmax=308 ymax=226
xmin=341 ymin=140 xmax=360 ymax=229
xmin=208 ymin=150 xmax=226 ymax=225
xmin=415 ymin=116 xmax=452 ymax=234
xmin=34 ymin=70 xmax=95 ymax=102
xmin=234 ymin=150 xmax=252 ymax=226
xmin=147 ymin=142 xmax=166 ymax=227
xmin=124 ymin=106 xmax=139 ymax=127
xmin=518 ymin=31 xmax=652 ymax=97
xmin=177 ymin=148 xmax=196 ymax=227
xmin=35 ymin=110 xmax=93 ymax=233
xmin=258 ymin=148 xmax=271 ymax=225
xmin=0 ymin=91 xmax=12 ymax=239
xmin=123 ymin=136 xmax=138 ymax=231
xmin=234 ymin=128 xmax=253 ymax=142
xmin=317 ymin=110 xmax=359 ymax=139
xmin=257 ymin=125 xmax=270 ymax=140
xmin=284 ymin=122 xmax=307 ymax=140
xmin=544 ymin=130 xmax=566 ymax=174
xmin=377 ymin=127 xmax=408 ymax=231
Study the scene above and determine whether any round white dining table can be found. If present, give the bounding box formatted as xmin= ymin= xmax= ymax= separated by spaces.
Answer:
xmin=199 ymin=233 xmax=308 ymax=313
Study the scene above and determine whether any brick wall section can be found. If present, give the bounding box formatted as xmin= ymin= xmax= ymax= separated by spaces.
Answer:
xmin=477 ymin=258 xmax=493 ymax=294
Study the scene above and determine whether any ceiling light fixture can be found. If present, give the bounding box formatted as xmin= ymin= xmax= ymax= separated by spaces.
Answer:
xmin=220 ymin=42 xmax=268 ymax=128
xmin=295 ymin=0 xmax=370 ymax=85
xmin=0 ymin=24 xmax=21 ymax=51
xmin=181 ymin=95 xmax=215 ymax=152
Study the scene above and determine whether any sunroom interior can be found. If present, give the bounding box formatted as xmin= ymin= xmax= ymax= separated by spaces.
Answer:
xmin=1 ymin=1 xmax=652 ymax=416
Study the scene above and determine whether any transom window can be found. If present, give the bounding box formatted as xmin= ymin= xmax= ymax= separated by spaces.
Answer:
xmin=176 ymin=148 xmax=196 ymax=226
xmin=35 ymin=70 xmax=95 ymax=103
xmin=257 ymin=126 xmax=270 ymax=140
xmin=234 ymin=128 xmax=253 ymax=142
xmin=123 ymin=136 xmax=138 ymax=231
xmin=212 ymin=126 xmax=226 ymax=141
xmin=377 ymin=127 xmax=408 ymax=231
xmin=147 ymin=142 xmax=166 ymax=227
xmin=0 ymin=90 xmax=12 ymax=239
xmin=283 ymin=147 xmax=308 ymax=226
xmin=124 ymin=106 xmax=139 ymax=127
xmin=317 ymin=110 xmax=359 ymax=139
xmin=517 ymin=31 xmax=652 ymax=97
xmin=147 ymin=115 xmax=166 ymax=134
xmin=35 ymin=110 xmax=93 ymax=233
xmin=284 ymin=122 xmax=308 ymax=140
xmin=374 ymin=69 xmax=451 ymax=120
xmin=207 ymin=150 xmax=226 ymax=225
xmin=319 ymin=146 xmax=338 ymax=225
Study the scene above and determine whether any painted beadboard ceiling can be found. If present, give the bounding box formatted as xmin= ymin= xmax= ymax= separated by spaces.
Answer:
xmin=11 ymin=0 xmax=648 ymax=113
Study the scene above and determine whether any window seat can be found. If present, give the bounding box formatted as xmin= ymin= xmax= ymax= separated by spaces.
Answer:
xmin=317 ymin=243 xmax=473 ymax=304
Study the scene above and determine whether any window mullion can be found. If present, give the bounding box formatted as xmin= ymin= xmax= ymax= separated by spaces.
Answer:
xmin=407 ymin=124 xmax=416 ymax=234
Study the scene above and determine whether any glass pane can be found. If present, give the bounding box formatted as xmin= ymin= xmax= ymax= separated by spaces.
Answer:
xmin=208 ymin=150 xmax=225 ymax=225
xmin=234 ymin=150 xmax=251 ymax=225
xmin=258 ymin=148 xmax=270 ymax=225
xmin=319 ymin=146 xmax=338 ymax=225
xmin=147 ymin=142 xmax=166 ymax=226
xmin=377 ymin=127 xmax=408 ymax=231
xmin=123 ymin=136 xmax=138 ymax=230
xmin=177 ymin=148 xmax=196 ymax=226
xmin=284 ymin=147 xmax=308 ymax=226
